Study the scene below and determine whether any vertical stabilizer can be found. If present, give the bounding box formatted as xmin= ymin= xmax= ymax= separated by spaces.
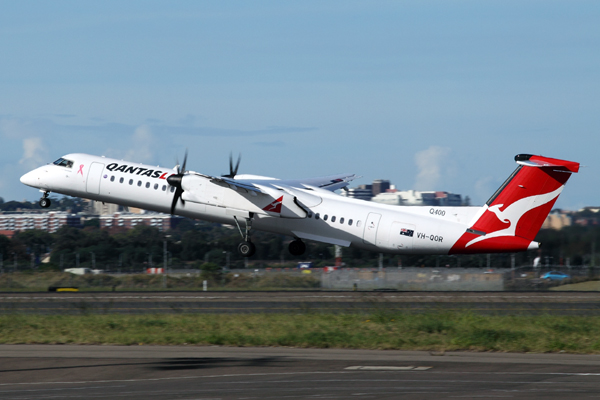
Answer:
xmin=450 ymin=154 xmax=579 ymax=254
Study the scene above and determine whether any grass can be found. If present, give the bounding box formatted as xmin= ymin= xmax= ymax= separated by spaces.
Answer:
xmin=0 ymin=271 xmax=321 ymax=291
xmin=1 ymin=311 xmax=600 ymax=353
xmin=550 ymin=280 xmax=600 ymax=291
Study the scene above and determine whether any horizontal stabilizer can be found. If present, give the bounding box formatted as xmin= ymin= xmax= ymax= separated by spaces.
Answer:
xmin=515 ymin=154 xmax=580 ymax=173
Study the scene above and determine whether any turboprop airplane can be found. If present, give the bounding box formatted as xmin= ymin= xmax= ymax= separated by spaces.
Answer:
xmin=20 ymin=153 xmax=579 ymax=257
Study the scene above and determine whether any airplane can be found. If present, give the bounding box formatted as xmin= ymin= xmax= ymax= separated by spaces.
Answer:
xmin=20 ymin=152 xmax=579 ymax=258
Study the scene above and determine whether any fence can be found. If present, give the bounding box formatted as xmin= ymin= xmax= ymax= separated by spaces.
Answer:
xmin=320 ymin=267 xmax=505 ymax=291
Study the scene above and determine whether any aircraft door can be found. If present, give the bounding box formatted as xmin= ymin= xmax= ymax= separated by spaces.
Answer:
xmin=389 ymin=222 xmax=415 ymax=252
xmin=86 ymin=162 xmax=104 ymax=195
xmin=363 ymin=213 xmax=381 ymax=245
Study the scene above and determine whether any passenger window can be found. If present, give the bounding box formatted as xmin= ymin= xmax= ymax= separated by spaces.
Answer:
xmin=170 ymin=186 xmax=175 ymax=193
xmin=323 ymin=215 xmax=328 ymax=221
xmin=154 ymin=183 xmax=159 ymax=190
xmin=356 ymin=220 xmax=362 ymax=227
xmin=340 ymin=217 xmax=344 ymax=224
xmin=162 ymin=185 xmax=166 ymax=191
xmin=129 ymin=179 xmax=133 ymax=185
xmin=331 ymin=216 xmax=336 ymax=222
xmin=137 ymin=181 xmax=142 ymax=187
xmin=315 ymin=213 xmax=320 ymax=220
xmin=110 ymin=176 xmax=115 ymax=182
xmin=145 ymin=182 xmax=150 ymax=188
xmin=119 ymin=177 xmax=124 ymax=184
xmin=348 ymin=219 xmax=353 ymax=226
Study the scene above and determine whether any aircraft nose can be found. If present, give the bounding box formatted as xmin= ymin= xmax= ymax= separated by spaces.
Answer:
xmin=20 ymin=169 xmax=40 ymax=187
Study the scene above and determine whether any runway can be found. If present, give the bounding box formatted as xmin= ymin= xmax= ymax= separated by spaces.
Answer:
xmin=0 ymin=291 xmax=599 ymax=315
xmin=1 ymin=345 xmax=600 ymax=399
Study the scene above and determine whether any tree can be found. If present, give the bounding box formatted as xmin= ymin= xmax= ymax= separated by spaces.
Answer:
xmin=12 ymin=230 xmax=54 ymax=256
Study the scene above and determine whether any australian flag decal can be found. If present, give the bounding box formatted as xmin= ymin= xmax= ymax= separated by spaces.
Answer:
xmin=400 ymin=228 xmax=414 ymax=237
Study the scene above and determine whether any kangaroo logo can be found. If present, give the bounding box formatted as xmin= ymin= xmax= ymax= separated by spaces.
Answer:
xmin=263 ymin=196 xmax=283 ymax=213
xmin=466 ymin=185 xmax=564 ymax=247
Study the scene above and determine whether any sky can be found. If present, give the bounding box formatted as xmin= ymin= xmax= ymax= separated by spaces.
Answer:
xmin=1 ymin=1 xmax=599 ymax=209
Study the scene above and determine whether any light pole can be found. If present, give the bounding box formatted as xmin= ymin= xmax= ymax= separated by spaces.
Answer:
xmin=163 ymin=239 xmax=167 ymax=289
xmin=223 ymin=251 xmax=230 ymax=270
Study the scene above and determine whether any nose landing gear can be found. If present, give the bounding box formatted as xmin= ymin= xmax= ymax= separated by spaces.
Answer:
xmin=39 ymin=192 xmax=51 ymax=208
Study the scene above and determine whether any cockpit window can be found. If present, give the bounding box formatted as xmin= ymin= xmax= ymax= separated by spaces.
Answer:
xmin=53 ymin=158 xmax=73 ymax=168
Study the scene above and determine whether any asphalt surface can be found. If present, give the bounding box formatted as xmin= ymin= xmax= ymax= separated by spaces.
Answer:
xmin=1 ymin=345 xmax=600 ymax=399
xmin=0 ymin=291 xmax=599 ymax=315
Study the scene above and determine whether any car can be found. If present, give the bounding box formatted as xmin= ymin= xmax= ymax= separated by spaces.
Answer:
xmin=540 ymin=271 xmax=570 ymax=281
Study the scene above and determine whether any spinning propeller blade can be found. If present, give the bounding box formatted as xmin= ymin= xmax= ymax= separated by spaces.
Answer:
xmin=223 ymin=152 xmax=241 ymax=178
xmin=167 ymin=150 xmax=188 ymax=214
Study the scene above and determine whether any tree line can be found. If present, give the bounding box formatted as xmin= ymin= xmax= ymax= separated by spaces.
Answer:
xmin=1 ymin=196 xmax=599 ymax=271
xmin=0 ymin=220 xmax=598 ymax=271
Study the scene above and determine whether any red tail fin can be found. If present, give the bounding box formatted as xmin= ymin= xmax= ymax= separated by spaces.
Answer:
xmin=450 ymin=154 xmax=579 ymax=254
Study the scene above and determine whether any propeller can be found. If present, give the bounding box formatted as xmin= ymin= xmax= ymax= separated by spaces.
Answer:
xmin=223 ymin=152 xmax=241 ymax=179
xmin=167 ymin=149 xmax=188 ymax=214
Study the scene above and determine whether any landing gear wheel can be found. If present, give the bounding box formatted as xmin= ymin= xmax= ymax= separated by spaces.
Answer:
xmin=238 ymin=241 xmax=256 ymax=257
xmin=288 ymin=239 xmax=306 ymax=256
xmin=39 ymin=198 xmax=51 ymax=208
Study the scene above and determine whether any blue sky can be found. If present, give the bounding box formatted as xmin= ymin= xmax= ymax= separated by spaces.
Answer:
xmin=1 ymin=1 xmax=598 ymax=209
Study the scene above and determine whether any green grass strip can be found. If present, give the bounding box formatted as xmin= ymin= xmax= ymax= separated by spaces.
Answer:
xmin=1 ymin=312 xmax=600 ymax=353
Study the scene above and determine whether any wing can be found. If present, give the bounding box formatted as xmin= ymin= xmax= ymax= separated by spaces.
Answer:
xmin=279 ymin=173 xmax=359 ymax=191
xmin=199 ymin=172 xmax=358 ymax=193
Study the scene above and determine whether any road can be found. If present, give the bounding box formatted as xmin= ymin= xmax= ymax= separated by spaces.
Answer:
xmin=0 ymin=345 xmax=600 ymax=399
xmin=0 ymin=291 xmax=599 ymax=315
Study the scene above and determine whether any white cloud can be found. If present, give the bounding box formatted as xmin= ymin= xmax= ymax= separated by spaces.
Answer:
xmin=19 ymin=137 xmax=47 ymax=169
xmin=413 ymin=146 xmax=452 ymax=191
xmin=124 ymin=124 xmax=156 ymax=164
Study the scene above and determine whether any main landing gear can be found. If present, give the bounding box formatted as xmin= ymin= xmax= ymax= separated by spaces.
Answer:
xmin=234 ymin=214 xmax=256 ymax=257
xmin=232 ymin=214 xmax=307 ymax=258
xmin=39 ymin=191 xmax=51 ymax=208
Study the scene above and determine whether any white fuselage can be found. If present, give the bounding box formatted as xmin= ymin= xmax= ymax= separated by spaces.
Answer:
xmin=21 ymin=153 xmax=481 ymax=255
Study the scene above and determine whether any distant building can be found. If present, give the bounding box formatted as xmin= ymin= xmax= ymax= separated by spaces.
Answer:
xmin=345 ymin=179 xmax=465 ymax=206
xmin=0 ymin=211 xmax=81 ymax=234
xmin=573 ymin=207 xmax=600 ymax=226
xmin=372 ymin=190 xmax=462 ymax=206
xmin=345 ymin=184 xmax=373 ymax=201
xmin=90 ymin=200 xmax=120 ymax=215
xmin=542 ymin=210 xmax=572 ymax=230
xmin=371 ymin=180 xmax=390 ymax=196
xmin=99 ymin=212 xmax=182 ymax=232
